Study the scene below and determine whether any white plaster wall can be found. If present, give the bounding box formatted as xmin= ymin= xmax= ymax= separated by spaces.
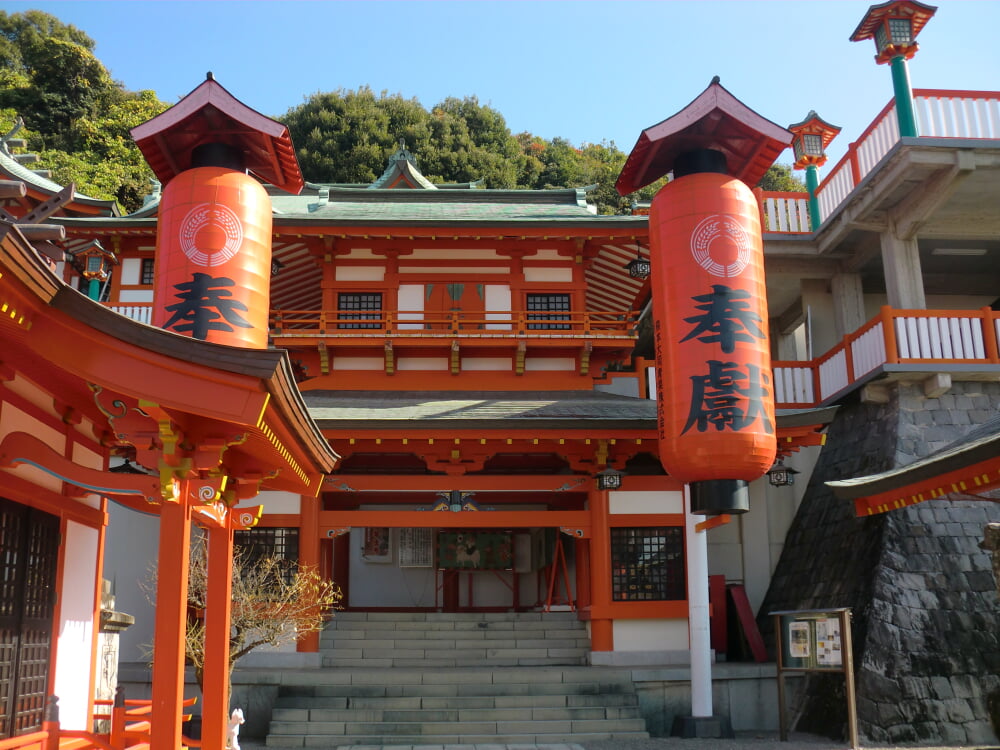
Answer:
xmin=251 ymin=491 xmax=301 ymax=515
xmin=102 ymin=502 xmax=159 ymax=662
xmin=54 ymin=521 xmax=99 ymax=730
xmin=398 ymin=357 xmax=448 ymax=371
xmin=120 ymin=258 xmax=142 ymax=285
xmin=609 ymin=490 xmax=683 ymax=514
xmin=397 ymin=284 xmax=424 ymax=330
xmin=461 ymin=358 xmax=512 ymax=371
xmin=118 ymin=289 xmax=154 ymax=303
xmin=335 ymin=266 xmax=384 ymax=281
xmin=332 ymin=357 xmax=383 ymax=371
xmin=524 ymin=357 xmax=574 ymax=371
xmin=612 ymin=619 xmax=688 ymax=651
xmin=484 ymin=285 xmax=512 ymax=330
xmin=401 ymin=266 xmax=510 ymax=275
xmin=523 ymin=267 xmax=573 ymax=283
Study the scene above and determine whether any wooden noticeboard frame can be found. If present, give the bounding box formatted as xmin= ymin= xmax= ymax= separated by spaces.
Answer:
xmin=770 ymin=607 xmax=858 ymax=749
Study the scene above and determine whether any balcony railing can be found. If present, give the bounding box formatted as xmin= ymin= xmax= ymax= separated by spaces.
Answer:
xmin=102 ymin=304 xmax=640 ymax=340
xmin=759 ymin=89 xmax=1000 ymax=235
xmin=269 ymin=309 xmax=640 ymax=339
xmin=773 ymin=306 xmax=1000 ymax=408
xmin=816 ymin=89 xmax=1000 ymax=224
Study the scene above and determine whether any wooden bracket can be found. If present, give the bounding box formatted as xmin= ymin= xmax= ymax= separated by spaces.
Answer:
xmin=695 ymin=513 xmax=732 ymax=533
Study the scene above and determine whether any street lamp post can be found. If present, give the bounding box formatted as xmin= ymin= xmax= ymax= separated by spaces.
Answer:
xmin=850 ymin=1 xmax=937 ymax=138
xmin=788 ymin=112 xmax=841 ymax=232
xmin=74 ymin=240 xmax=116 ymax=301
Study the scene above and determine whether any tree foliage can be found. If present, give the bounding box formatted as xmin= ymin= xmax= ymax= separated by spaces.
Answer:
xmin=280 ymin=87 xmax=658 ymax=214
xmin=757 ymin=163 xmax=807 ymax=192
xmin=0 ymin=10 xmax=167 ymax=212
xmin=144 ymin=539 xmax=342 ymax=694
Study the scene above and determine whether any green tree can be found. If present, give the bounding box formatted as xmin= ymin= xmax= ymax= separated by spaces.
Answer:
xmin=0 ymin=10 xmax=167 ymax=212
xmin=757 ymin=163 xmax=807 ymax=192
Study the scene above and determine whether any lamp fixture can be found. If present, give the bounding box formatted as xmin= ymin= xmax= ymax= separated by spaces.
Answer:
xmin=595 ymin=466 xmax=624 ymax=491
xmin=623 ymin=244 xmax=650 ymax=280
xmin=766 ymin=460 xmax=800 ymax=487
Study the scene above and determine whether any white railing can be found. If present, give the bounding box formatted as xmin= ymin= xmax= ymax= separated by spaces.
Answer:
xmin=893 ymin=314 xmax=986 ymax=360
xmin=814 ymin=90 xmax=1000 ymax=228
xmin=762 ymin=193 xmax=810 ymax=233
xmin=818 ymin=349 xmax=850 ymax=402
xmin=772 ymin=308 xmax=1000 ymax=408
xmin=772 ymin=365 xmax=814 ymax=405
xmin=850 ymin=322 xmax=887 ymax=380
xmin=915 ymin=92 xmax=1000 ymax=139
xmin=108 ymin=304 xmax=153 ymax=325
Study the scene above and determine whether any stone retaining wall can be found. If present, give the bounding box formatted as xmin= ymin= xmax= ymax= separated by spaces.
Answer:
xmin=759 ymin=381 xmax=1000 ymax=745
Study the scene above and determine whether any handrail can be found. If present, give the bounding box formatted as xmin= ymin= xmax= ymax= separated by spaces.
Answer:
xmin=269 ymin=309 xmax=640 ymax=338
xmin=773 ymin=306 xmax=1000 ymax=408
xmin=102 ymin=303 xmax=640 ymax=339
xmin=815 ymin=90 xmax=1000 ymax=225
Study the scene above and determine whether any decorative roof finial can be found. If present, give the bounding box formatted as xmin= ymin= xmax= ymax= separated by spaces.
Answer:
xmin=711 ymin=75 xmax=721 ymax=85
xmin=206 ymin=71 xmax=215 ymax=81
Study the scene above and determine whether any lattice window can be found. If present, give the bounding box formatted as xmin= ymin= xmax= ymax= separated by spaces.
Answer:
xmin=338 ymin=293 xmax=383 ymax=329
xmin=610 ymin=526 xmax=685 ymax=601
xmin=140 ymin=258 xmax=155 ymax=285
xmin=234 ymin=527 xmax=299 ymax=587
xmin=0 ymin=498 xmax=58 ymax=739
xmin=526 ymin=293 xmax=571 ymax=330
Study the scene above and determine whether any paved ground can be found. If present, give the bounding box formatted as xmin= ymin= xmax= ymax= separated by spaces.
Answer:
xmin=237 ymin=735 xmax=1000 ymax=750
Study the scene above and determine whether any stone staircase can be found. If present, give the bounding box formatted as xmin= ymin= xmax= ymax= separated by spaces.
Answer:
xmin=263 ymin=611 xmax=650 ymax=747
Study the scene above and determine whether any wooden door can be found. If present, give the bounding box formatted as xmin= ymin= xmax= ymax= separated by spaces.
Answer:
xmin=0 ymin=498 xmax=59 ymax=738
xmin=425 ymin=283 xmax=485 ymax=331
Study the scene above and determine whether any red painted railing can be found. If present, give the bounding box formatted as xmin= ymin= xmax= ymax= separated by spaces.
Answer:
xmin=269 ymin=309 xmax=640 ymax=338
xmin=0 ymin=696 xmax=198 ymax=750
xmin=102 ymin=304 xmax=640 ymax=340
xmin=757 ymin=89 xmax=1000 ymax=234
xmin=773 ymin=306 xmax=1000 ymax=408
xmin=816 ymin=89 xmax=1000 ymax=224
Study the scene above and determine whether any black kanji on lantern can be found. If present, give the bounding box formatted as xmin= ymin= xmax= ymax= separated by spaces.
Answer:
xmin=162 ymin=272 xmax=252 ymax=340
xmin=680 ymin=284 xmax=765 ymax=354
xmin=683 ymin=360 xmax=774 ymax=435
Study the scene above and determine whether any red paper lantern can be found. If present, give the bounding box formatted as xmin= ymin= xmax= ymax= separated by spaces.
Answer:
xmin=649 ymin=166 xmax=776 ymax=511
xmin=152 ymin=166 xmax=272 ymax=348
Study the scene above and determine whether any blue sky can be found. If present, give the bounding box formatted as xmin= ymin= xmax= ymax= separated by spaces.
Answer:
xmin=3 ymin=1 xmax=998 ymax=173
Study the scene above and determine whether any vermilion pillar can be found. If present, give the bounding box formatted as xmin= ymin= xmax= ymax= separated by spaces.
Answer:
xmin=202 ymin=523 xmax=235 ymax=750
xmin=298 ymin=496 xmax=321 ymax=653
xmin=150 ymin=488 xmax=192 ymax=750
xmin=588 ymin=485 xmax=613 ymax=651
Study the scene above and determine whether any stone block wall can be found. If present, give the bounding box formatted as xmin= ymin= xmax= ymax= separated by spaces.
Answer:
xmin=759 ymin=381 xmax=1000 ymax=745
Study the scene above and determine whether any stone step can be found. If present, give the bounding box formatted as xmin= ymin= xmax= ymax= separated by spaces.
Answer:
xmin=264 ymin=613 xmax=648 ymax=747
xmin=265 ymin=730 xmax=649 ymax=748
xmin=320 ymin=629 xmax=591 ymax=642
xmin=272 ymin=705 xmax=642 ymax=722
xmin=329 ymin=611 xmax=579 ymax=622
xmin=275 ymin=692 xmax=640 ymax=711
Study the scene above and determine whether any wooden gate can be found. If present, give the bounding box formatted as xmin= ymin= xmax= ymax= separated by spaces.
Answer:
xmin=0 ymin=497 xmax=60 ymax=738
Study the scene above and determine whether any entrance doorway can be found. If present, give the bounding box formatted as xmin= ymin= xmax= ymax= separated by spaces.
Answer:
xmin=0 ymin=498 xmax=60 ymax=738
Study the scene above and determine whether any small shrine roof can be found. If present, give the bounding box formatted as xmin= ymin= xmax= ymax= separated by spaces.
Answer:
xmin=828 ymin=414 xmax=1000 ymax=514
xmin=130 ymin=74 xmax=303 ymax=193
xmin=616 ymin=78 xmax=792 ymax=194
xmin=0 ymin=137 xmax=120 ymax=216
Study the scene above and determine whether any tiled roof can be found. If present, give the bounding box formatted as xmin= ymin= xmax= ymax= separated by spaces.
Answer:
xmin=304 ymin=390 xmax=657 ymax=429
xmin=269 ymin=187 xmax=610 ymax=223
